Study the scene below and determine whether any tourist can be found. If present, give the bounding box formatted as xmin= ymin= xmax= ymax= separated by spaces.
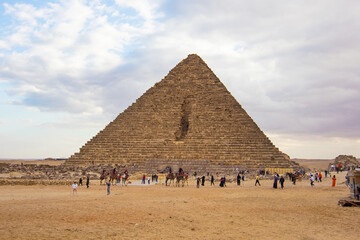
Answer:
xmin=325 ymin=170 xmax=328 ymax=178
xmin=196 ymin=177 xmax=200 ymax=188
xmin=237 ymin=173 xmax=241 ymax=186
xmin=318 ymin=172 xmax=322 ymax=182
xmin=142 ymin=174 xmax=146 ymax=184
xmin=332 ymin=175 xmax=336 ymax=187
xmin=211 ymin=175 xmax=215 ymax=186
xmin=345 ymin=173 xmax=349 ymax=186
xmin=242 ymin=175 xmax=245 ymax=186
xmin=279 ymin=176 xmax=285 ymax=189
xmin=315 ymin=173 xmax=318 ymax=182
xmin=106 ymin=180 xmax=111 ymax=195
xmin=79 ymin=177 xmax=83 ymax=186
xmin=223 ymin=176 xmax=227 ymax=187
xmin=122 ymin=174 xmax=126 ymax=185
xmin=310 ymin=176 xmax=314 ymax=187
xmin=86 ymin=175 xmax=90 ymax=188
xmin=148 ymin=176 xmax=151 ymax=184
xmin=219 ymin=177 xmax=225 ymax=187
xmin=117 ymin=173 xmax=121 ymax=185
xmin=72 ymin=181 xmax=78 ymax=195
xmin=255 ymin=175 xmax=261 ymax=186
xmin=273 ymin=174 xmax=278 ymax=189
xmin=201 ymin=175 xmax=205 ymax=186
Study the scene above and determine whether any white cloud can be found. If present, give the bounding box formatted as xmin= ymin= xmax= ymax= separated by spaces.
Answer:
xmin=0 ymin=0 xmax=164 ymax=115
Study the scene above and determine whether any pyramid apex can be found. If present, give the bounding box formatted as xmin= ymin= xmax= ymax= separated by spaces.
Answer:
xmin=186 ymin=53 xmax=202 ymax=60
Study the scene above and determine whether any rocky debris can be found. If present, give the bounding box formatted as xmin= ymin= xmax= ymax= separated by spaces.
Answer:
xmin=331 ymin=155 xmax=360 ymax=170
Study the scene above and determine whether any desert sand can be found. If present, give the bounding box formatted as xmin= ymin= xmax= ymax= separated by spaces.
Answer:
xmin=0 ymin=171 xmax=358 ymax=240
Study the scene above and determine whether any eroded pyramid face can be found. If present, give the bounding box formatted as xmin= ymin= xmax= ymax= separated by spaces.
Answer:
xmin=67 ymin=54 xmax=296 ymax=171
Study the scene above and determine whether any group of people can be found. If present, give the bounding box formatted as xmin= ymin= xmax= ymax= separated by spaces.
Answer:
xmin=272 ymin=173 xmax=285 ymax=189
xmin=72 ymin=167 xmax=346 ymax=196
xmin=309 ymin=172 xmax=336 ymax=187
xmin=72 ymin=175 xmax=90 ymax=195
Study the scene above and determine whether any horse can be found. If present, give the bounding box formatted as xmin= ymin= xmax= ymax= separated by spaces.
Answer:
xmin=100 ymin=172 xmax=109 ymax=185
xmin=122 ymin=173 xmax=129 ymax=186
xmin=286 ymin=172 xmax=302 ymax=184
xmin=166 ymin=173 xmax=176 ymax=186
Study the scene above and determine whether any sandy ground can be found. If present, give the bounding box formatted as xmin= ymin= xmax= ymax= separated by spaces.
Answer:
xmin=0 ymin=171 xmax=358 ymax=240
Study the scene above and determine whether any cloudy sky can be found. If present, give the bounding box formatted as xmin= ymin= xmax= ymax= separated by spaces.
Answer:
xmin=0 ymin=0 xmax=359 ymax=159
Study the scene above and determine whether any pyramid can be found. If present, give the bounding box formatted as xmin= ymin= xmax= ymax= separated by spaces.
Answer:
xmin=66 ymin=54 xmax=297 ymax=172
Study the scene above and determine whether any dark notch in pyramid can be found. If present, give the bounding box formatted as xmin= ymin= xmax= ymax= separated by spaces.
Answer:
xmin=66 ymin=54 xmax=297 ymax=172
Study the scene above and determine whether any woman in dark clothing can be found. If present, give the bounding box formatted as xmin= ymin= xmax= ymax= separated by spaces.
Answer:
xmin=273 ymin=174 xmax=278 ymax=189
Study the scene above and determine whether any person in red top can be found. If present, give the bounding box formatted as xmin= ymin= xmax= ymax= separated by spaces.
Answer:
xmin=318 ymin=172 xmax=322 ymax=182
xmin=142 ymin=174 xmax=146 ymax=184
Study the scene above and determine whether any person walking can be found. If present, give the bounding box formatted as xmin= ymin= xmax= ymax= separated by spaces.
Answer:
xmin=86 ymin=175 xmax=90 ymax=188
xmin=148 ymin=176 xmax=151 ymax=184
xmin=273 ymin=174 xmax=278 ymax=189
xmin=72 ymin=182 xmax=78 ymax=195
xmin=237 ymin=173 xmax=241 ymax=186
xmin=318 ymin=172 xmax=322 ymax=182
xmin=106 ymin=180 xmax=111 ymax=195
xmin=79 ymin=177 xmax=83 ymax=186
xmin=196 ymin=177 xmax=200 ymax=188
xmin=332 ymin=175 xmax=336 ymax=187
xmin=310 ymin=176 xmax=315 ymax=187
xmin=255 ymin=175 xmax=261 ymax=186
xmin=279 ymin=176 xmax=285 ymax=189
xmin=211 ymin=175 xmax=215 ymax=186
xmin=142 ymin=175 xmax=146 ymax=184
xmin=219 ymin=177 xmax=225 ymax=187
xmin=201 ymin=175 xmax=205 ymax=186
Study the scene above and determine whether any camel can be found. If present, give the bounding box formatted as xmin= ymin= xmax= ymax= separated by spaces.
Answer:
xmin=183 ymin=172 xmax=189 ymax=186
xmin=175 ymin=172 xmax=188 ymax=187
xmin=109 ymin=171 xmax=118 ymax=185
xmin=165 ymin=173 xmax=176 ymax=186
